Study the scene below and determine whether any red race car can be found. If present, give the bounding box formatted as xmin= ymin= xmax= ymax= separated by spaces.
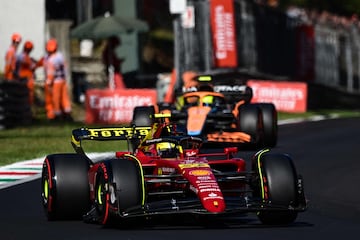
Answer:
xmin=41 ymin=114 xmax=306 ymax=226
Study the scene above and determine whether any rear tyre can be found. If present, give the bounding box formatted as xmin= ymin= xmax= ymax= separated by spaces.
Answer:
xmin=252 ymin=151 xmax=299 ymax=225
xmin=255 ymin=103 xmax=278 ymax=147
xmin=95 ymin=158 xmax=144 ymax=226
xmin=237 ymin=104 xmax=263 ymax=147
xmin=41 ymin=153 xmax=90 ymax=220
xmin=131 ymin=106 xmax=155 ymax=127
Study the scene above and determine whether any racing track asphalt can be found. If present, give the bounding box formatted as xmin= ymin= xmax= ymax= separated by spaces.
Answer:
xmin=1 ymin=117 xmax=360 ymax=240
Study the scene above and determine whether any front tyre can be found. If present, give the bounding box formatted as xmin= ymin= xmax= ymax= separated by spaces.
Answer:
xmin=41 ymin=153 xmax=90 ymax=220
xmin=95 ymin=158 xmax=144 ymax=226
xmin=252 ymin=150 xmax=299 ymax=225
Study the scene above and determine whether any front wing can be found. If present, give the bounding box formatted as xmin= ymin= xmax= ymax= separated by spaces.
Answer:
xmin=93 ymin=196 xmax=307 ymax=220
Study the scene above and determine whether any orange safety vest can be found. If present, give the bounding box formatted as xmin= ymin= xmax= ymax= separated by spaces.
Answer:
xmin=16 ymin=52 xmax=37 ymax=80
xmin=4 ymin=45 xmax=17 ymax=80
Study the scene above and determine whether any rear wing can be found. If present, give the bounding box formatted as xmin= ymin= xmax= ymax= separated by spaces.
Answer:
xmin=71 ymin=113 xmax=177 ymax=155
xmin=71 ymin=126 xmax=151 ymax=154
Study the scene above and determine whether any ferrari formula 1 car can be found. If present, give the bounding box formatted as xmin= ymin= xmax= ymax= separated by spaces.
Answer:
xmin=134 ymin=74 xmax=278 ymax=149
xmin=41 ymin=114 xmax=306 ymax=226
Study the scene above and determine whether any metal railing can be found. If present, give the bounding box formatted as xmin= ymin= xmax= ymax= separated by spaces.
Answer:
xmin=175 ymin=0 xmax=360 ymax=94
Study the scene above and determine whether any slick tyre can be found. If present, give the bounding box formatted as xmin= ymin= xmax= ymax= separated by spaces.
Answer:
xmin=132 ymin=106 xmax=155 ymax=127
xmin=254 ymin=103 xmax=278 ymax=147
xmin=253 ymin=151 xmax=299 ymax=225
xmin=41 ymin=153 xmax=91 ymax=220
xmin=95 ymin=158 xmax=144 ymax=226
xmin=237 ymin=104 xmax=263 ymax=147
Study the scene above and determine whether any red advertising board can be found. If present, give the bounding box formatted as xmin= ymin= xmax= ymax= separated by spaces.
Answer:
xmin=247 ymin=80 xmax=308 ymax=113
xmin=85 ymin=88 xmax=157 ymax=124
xmin=210 ymin=0 xmax=237 ymax=68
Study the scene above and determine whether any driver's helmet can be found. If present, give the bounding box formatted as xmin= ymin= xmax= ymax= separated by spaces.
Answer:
xmin=156 ymin=142 xmax=182 ymax=158
xmin=202 ymin=95 xmax=214 ymax=106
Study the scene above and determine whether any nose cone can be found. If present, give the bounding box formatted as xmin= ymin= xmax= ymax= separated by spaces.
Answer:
xmin=201 ymin=193 xmax=226 ymax=213
xmin=183 ymin=167 xmax=226 ymax=213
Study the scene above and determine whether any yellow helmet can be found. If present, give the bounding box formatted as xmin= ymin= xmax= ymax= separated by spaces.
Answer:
xmin=202 ymin=95 xmax=214 ymax=106
xmin=156 ymin=142 xmax=182 ymax=158
xmin=156 ymin=142 xmax=174 ymax=151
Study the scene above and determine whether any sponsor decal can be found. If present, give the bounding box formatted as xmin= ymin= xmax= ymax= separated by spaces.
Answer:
xmin=183 ymin=158 xmax=196 ymax=164
xmin=88 ymin=128 xmax=150 ymax=138
xmin=189 ymin=169 xmax=212 ymax=176
xmin=185 ymin=150 xmax=197 ymax=157
xmin=204 ymin=192 xmax=224 ymax=201
xmin=160 ymin=167 xmax=176 ymax=174
xmin=199 ymin=188 xmax=221 ymax=193
xmin=145 ymin=138 xmax=168 ymax=145
xmin=214 ymin=85 xmax=247 ymax=92
xmin=182 ymin=86 xmax=198 ymax=93
xmin=248 ymin=80 xmax=308 ymax=113
xmin=196 ymin=176 xmax=212 ymax=181
xmin=179 ymin=163 xmax=210 ymax=169
xmin=99 ymin=163 xmax=108 ymax=180
xmin=85 ymin=89 xmax=157 ymax=124
xmin=210 ymin=0 xmax=238 ymax=67
xmin=208 ymin=192 xmax=218 ymax=197
xmin=198 ymin=183 xmax=219 ymax=189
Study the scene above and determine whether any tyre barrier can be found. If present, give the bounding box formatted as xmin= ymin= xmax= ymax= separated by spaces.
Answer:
xmin=0 ymin=80 xmax=32 ymax=130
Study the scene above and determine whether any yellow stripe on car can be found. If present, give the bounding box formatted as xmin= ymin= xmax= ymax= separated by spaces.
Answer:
xmin=256 ymin=149 xmax=270 ymax=199
xmin=124 ymin=154 xmax=146 ymax=206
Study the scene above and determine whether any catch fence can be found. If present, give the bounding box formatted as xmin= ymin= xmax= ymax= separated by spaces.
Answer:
xmin=174 ymin=0 xmax=360 ymax=94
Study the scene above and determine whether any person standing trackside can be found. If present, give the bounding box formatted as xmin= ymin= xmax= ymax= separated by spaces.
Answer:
xmin=4 ymin=33 xmax=22 ymax=80
xmin=102 ymin=36 xmax=126 ymax=89
xmin=44 ymin=38 xmax=73 ymax=121
xmin=16 ymin=40 xmax=41 ymax=106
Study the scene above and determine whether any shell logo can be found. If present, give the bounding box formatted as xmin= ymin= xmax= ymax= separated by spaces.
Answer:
xmin=190 ymin=169 xmax=211 ymax=176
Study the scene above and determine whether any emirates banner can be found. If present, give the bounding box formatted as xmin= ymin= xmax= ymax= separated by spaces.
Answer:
xmin=210 ymin=0 xmax=238 ymax=68
xmin=247 ymin=80 xmax=308 ymax=113
xmin=85 ymin=89 xmax=157 ymax=124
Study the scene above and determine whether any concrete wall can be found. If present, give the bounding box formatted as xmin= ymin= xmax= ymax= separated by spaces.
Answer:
xmin=0 ymin=0 xmax=46 ymax=76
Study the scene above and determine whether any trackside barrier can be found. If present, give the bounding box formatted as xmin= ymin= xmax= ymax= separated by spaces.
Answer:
xmin=247 ymin=80 xmax=307 ymax=113
xmin=0 ymin=80 xmax=32 ymax=130
xmin=85 ymin=88 xmax=157 ymax=124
